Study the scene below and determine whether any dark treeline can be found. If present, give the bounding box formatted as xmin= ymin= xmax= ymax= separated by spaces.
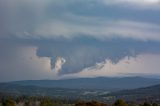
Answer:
xmin=0 ymin=96 xmax=160 ymax=106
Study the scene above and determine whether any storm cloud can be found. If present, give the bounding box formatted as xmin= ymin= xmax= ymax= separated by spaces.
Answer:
xmin=0 ymin=0 xmax=160 ymax=81
xmin=30 ymin=38 xmax=160 ymax=75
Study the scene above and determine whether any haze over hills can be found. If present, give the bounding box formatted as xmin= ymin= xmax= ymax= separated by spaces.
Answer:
xmin=6 ymin=77 xmax=160 ymax=90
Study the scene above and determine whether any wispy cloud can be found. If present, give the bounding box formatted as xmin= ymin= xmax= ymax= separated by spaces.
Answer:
xmin=1 ymin=0 xmax=160 ymax=41
xmin=35 ymin=18 xmax=160 ymax=41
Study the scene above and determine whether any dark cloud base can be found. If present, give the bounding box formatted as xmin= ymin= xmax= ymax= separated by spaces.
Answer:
xmin=4 ymin=36 xmax=160 ymax=75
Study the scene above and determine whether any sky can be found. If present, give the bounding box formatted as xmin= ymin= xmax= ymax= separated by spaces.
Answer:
xmin=1 ymin=0 xmax=160 ymax=82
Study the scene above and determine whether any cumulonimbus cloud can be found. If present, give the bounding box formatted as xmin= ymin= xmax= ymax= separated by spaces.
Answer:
xmin=1 ymin=0 xmax=160 ymax=80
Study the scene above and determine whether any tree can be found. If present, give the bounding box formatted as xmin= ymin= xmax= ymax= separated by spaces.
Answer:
xmin=75 ymin=101 xmax=107 ymax=106
xmin=113 ymin=99 xmax=128 ymax=106
xmin=40 ymin=97 xmax=54 ymax=106
xmin=24 ymin=101 xmax=30 ymax=106
xmin=143 ymin=102 xmax=151 ymax=106
xmin=152 ymin=103 xmax=158 ymax=106
xmin=2 ymin=98 xmax=15 ymax=106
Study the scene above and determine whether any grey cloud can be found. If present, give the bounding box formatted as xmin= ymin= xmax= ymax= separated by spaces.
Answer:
xmin=1 ymin=0 xmax=160 ymax=40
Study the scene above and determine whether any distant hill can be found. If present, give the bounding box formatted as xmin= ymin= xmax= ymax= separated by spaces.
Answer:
xmin=0 ymin=77 xmax=160 ymax=102
xmin=108 ymin=84 xmax=160 ymax=97
xmin=6 ymin=77 xmax=160 ymax=90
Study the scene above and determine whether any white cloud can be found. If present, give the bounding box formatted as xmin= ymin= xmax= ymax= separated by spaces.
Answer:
xmin=0 ymin=45 xmax=55 ymax=82
xmin=53 ymin=57 xmax=66 ymax=76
